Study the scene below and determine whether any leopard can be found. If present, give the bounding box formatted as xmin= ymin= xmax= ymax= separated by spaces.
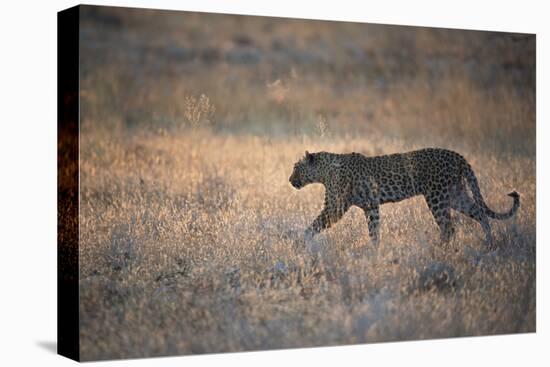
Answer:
xmin=289 ymin=148 xmax=519 ymax=248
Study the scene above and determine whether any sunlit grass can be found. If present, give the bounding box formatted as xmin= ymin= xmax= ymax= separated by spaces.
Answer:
xmin=78 ymin=130 xmax=535 ymax=360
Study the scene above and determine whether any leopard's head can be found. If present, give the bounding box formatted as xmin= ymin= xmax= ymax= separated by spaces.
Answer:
xmin=289 ymin=151 xmax=321 ymax=189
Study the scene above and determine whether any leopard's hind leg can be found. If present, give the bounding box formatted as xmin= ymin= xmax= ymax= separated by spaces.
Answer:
xmin=424 ymin=193 xmax=455 ymax=244
xmin=450 ymin=182 xmax=493 ymax=245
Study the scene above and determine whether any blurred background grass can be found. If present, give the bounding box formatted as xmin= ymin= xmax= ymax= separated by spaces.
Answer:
xmin=79 ymin=6 xmax=534 ymax=154
xmin=77 ymin=6 xmax=535 ymax=360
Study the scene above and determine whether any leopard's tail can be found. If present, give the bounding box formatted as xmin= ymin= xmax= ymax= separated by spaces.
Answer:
xmin=464 ymin=164 xmax=520 ymax=220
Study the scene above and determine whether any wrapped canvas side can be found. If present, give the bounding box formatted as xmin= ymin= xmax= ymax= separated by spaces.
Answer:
xmin=57 ymin=5 xmax=80 ymax=362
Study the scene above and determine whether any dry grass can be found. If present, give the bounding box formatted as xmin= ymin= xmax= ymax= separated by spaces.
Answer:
xmin=76 ymin=6 xmax=535 ymax=361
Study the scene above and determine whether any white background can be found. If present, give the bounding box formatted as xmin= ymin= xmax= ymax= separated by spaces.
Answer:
xmin=0 ymin=0 xmax=547 ymax=365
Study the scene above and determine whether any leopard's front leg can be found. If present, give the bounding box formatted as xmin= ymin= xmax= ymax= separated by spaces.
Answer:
xmin=365 ymin=206 xmax=380 ymax=247
xmin=305 ymin=194 xmax=349 ymax=238
xmin=353 ymin=178 xmax=381 ymax=247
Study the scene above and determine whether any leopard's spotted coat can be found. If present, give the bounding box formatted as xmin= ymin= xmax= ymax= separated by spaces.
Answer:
xmin=289 ymin=148 xmax=519 ymax=247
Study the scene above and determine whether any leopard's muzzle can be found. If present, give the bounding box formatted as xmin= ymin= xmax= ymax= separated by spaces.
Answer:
xmin=289 ymin=176 xmax=303 ymax=189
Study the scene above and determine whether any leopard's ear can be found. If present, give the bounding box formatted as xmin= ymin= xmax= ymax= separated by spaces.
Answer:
xmin=305 ymin=151 xmax=313 ymax=163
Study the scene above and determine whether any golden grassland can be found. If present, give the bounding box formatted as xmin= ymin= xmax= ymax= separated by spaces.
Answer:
xmin=78 ymin=131 xmax=535 ymax=360
xmin=75 ymin=6 xmax=535 ymax=360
